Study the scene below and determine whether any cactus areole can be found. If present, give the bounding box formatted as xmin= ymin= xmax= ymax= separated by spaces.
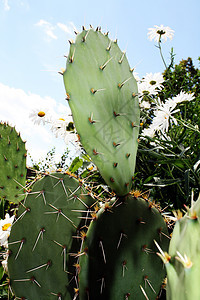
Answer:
xmin=63 ymin=28 xmax=140 ymax=196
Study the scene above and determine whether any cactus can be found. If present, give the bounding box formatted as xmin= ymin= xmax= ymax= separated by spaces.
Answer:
xmin=63 ymin=27 xmax=140 ymax=196
xmin=78 ymin=194 xmax=169 ymax=299
xmin=3 ymin=26 xmax=173 ymax=300
xmin=0 ymin=122 xmax=27 ymax=203
xmin=161 ymin=194 xmax=200 ymax=300
xmin=8 ymin=172 xmax=95 ymax=299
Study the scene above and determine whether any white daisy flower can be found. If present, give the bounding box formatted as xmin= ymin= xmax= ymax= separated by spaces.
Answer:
xmin=139 ymin=100 xmax=151 ymax=110
xmin=141 ymin=127 xmax=155 ymax=138
xmin=0 ymin=214 xmax=15 ymax=248
xmin=51 ymin=117 xmax=74 ymax=138
xmin=51 ymin=117 xmax=78 ymax=146
xmin=142 ymin=72 xmax=164 ymax=90
xmin=161 ymin=98 xmax=177 ymax=111
xmin=148 ymin=25 xmax=174 ymax=43
xmin=152 ymin=103 xmax=180 ymax=133
xmin=173 ymin=91 xmax=195 ymax=104
xmin=29 ymin=108 xmax=51 ymax=125
xmin=138 ymin=81 xmax=159 ymax=97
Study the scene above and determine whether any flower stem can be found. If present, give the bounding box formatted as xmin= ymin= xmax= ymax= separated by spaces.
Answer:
xmin=176 ymin=118 xmax=200 ymax=133
xmin=158 ymin=36 xmax=167 ymax=69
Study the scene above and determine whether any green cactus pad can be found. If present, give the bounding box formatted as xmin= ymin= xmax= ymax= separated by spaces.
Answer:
xmin=0 ymin=122 xmax=27 ymax=203
xmin=63 ymin=28 xmax=140 ymax=196
xmin=166 ymin=194 xmax=200 ymax=299
xmin=8 ymin=173 xmax=95 ymax=299
xmin=78 ymin=195 xmax=169 ymax=299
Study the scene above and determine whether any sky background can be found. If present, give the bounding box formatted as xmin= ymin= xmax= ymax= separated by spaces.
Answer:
xmin=0 ymin=0 xmax=199 ymax=165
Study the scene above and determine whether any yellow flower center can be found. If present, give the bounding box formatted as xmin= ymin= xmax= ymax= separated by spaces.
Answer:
xmin=2 ymin=223 xmax=11 ymax=231
xmin=38 ymin=111 xmax=45 ymax=118
xmin=59 ymin=118 xmax=65 ymax=121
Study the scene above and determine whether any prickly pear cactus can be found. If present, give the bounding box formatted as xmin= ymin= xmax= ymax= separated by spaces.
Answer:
xmin=78 ymin=195 xmax=169 ymax=299
xmin=165 ymin=194 xmax=200 ymax=300
xmin=0 ymin=122 xmax=27 ymax=203
xmin=63 ymin=27 xmax=140 ymax=196
xmin=8 ymin=173 xmax=95 ymax=299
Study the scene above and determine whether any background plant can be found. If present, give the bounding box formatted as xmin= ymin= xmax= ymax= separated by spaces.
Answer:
xmin=134 ymin=56 xmax=200 ymax=209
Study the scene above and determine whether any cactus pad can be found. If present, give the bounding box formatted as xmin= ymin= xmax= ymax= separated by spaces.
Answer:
xmin=166 ymin=194 xmax=200 ymax=299
xmin=0 ymin=122 xmax=27 ymax=203
xmin=8 ymin=173 xmax=95 ymax=299
xmin=63 ymin=28 xmax=140 ymax=196
xmin=78 ymin=195 xmax=169 ymax=299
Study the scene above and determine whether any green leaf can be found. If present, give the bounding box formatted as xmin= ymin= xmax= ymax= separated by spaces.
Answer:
xmin=0 ymin=265 xmax=4 ymax=280
xmin=152 ymin=159 xmax=188 ymax=169
xmin=184 ymin=169 xmax=190 ymax=199
xmin=144 ymin=174 xmax=158 ymax=184
xmin=80 ymin=169 xmax=90 ymax=178
xmin=0 ymin=200 xmax=5 ymax=219
xmin=69 ymin=157 xmax=83 ymax=173
xmin=144 ymin=178 xmax=182 ymax=187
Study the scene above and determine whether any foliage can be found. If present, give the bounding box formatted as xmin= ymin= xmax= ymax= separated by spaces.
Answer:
xmin=134 ymin=57 xmax=200 ymax=209
xmin=30 ymin=147 xmax=70 ymax=172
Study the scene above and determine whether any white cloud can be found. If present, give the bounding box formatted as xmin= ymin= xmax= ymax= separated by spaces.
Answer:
xmin=2 ymin=0 xmax=30 ymax=11
xmin=45 ymin=29 xmax=57 ymax=40
xmin=36 ymin=19 xmax=49 ymax=27
xmin=0 ymin=82 xmax=71 ymax=164
xmin=2 ymin=0 xmax=10 ymax=11
xmin=18 ymin=0 xmax=30 ymax=10
xmin=57 ymin=22 xmax=74 ymax=35
xmin=35 ymin=19 xmax=75 ymax=41
xmin=35 ymin=19 xmax=58 ymax=40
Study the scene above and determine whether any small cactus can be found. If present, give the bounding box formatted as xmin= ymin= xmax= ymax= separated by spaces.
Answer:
xmin=0 ymin=122 xmax=27 ymax=203
xmin=162 ymin=194 xmax=200 ymax=300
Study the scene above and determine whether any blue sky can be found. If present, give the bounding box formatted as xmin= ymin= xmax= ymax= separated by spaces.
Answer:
xmin=0 ymin=0 xmax=199 ymax=164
